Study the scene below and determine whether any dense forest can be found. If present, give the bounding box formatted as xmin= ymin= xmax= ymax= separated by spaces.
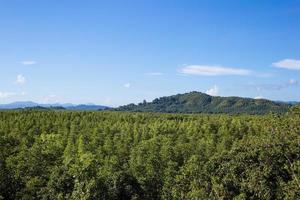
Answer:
xmin=115 ymin=92 xmax=290 ymax=115
xmin=0 ymin=106 xmax=300 ymax=199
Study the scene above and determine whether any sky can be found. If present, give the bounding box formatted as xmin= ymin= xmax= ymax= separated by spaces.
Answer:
xmin=0 ymin=0 xmax=300 ymax=106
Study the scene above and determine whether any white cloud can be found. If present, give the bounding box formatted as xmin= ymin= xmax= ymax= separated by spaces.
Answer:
xmin=272 ymin=59 xmax=300 ymax=70
xmin=253 ymin=72 xmax=274 ymax=78
xmin=124 ymin=83 xmax=131 ymax=88
xmin=180 ymin=65 xmax=251 ymax=76
xmin=246 ymin=79 xmax=298 ymax=92
xmin=254 ymin=96 xmax=264 ymax=99
xmin=288 ymin=78 xmax=298 ymax=85
xmin=15 ymin=74 xmax=26 ymax=85
xmin=20 ymin=60 xmax=37 ymax=65
xmin=0 ymin=92 xmax=16 ymax=99
xmin=43 ymin=94 xmax=57 ymax=103
xmin=205 ymin=85 xmax=219 ymax=96
xmin=145 ymin=72 xmax=163 ymax=76
xmin=0 ymin=91 xmax=28 ymax=99
xmin=103 ymin=98 xmax=112 ymax=104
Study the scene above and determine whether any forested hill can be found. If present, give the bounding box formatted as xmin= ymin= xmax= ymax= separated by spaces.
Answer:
xmin=115 ymin=91 xmax=290 ymax=114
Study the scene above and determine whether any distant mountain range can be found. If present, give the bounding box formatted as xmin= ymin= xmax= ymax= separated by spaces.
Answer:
xmin=0 ymin=93 xmax=298 ymax=114
xmin=0 ymin=101 xmax=110 ymax=110
xmin=115 ymin=91 xmax=295 ymax=115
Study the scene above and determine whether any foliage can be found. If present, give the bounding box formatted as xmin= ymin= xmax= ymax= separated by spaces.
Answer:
xmin=115 ymin=92 xmax=290 ymax=114
xmin=289 ymin=104 xmax=300 ymax=115
xmin=0 ymin=110 xmax=299 ymax=199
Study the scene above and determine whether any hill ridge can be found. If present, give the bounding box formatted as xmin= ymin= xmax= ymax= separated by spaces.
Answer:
xmin=115 ymin=91 xmax=290 ymax=114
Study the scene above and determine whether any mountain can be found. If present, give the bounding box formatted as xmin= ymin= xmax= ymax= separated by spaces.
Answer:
xmin=0 ymin=102 xmax=110 ymax=110
xmin=66 ymin=104 xmax=108 ymax=110
xmin=0 ymin=101 xmax=39 ymax=109
xmin=23 ymin=106 xmax=66 ymax=110
xmin=115 ymin=91 xmax=290 ymax=114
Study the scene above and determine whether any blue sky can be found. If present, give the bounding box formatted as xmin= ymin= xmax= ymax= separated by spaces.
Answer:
xmin=0 ymin=0 xmax=300 ymax=106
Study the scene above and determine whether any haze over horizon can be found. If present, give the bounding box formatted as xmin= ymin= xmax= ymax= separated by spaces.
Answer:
xmin=1 ymin=0 xmax=300 ymax=107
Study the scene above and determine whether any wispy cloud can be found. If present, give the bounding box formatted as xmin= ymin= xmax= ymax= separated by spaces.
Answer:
xmin=0 ymin=91 xmax=28 ymax=99
xmin=15 ymin=74 xmax=26 ymax=85
xmin=124 ymin=83 xmax=131 ymax=88
xmin=254 ymin=96 xmax=264 ymax=99
xmin=180 ymin=65 xmax=251 ymax=76
xmin=272 ymin=59 xmax=300 ymax=70
xmin=145 ymin=72 xmax=163 ymax=76
xmin=20 ymin=60 xmax=37 ymax=65
xmin=288 ymin=78 xmax=298 ymax=85
xmin=252 ymin=72 xmax=274 ymax=78
xmin=205 ymin=85 xmax=219 ymax=96
xmin=0 ymin=92 xmax=16 ymax=99
xmin=42 ymin=94 xmax=57 ymax=103
xmin=246 ymin=79 xmax=298 ymax=92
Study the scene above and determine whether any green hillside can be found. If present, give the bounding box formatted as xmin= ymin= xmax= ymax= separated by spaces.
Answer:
xmin=116 ymin=91 xmax=290 ymax=114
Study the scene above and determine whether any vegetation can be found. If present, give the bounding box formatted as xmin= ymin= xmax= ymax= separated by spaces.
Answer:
xmin=0 ymin=108 xmax=299 ymax=199
xmin=115 ymin=91 xmax=290 ymax=115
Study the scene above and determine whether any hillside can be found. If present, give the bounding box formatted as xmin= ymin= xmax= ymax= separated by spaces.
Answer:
xmin=116 ymin=91 xmax=290 ymax=114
